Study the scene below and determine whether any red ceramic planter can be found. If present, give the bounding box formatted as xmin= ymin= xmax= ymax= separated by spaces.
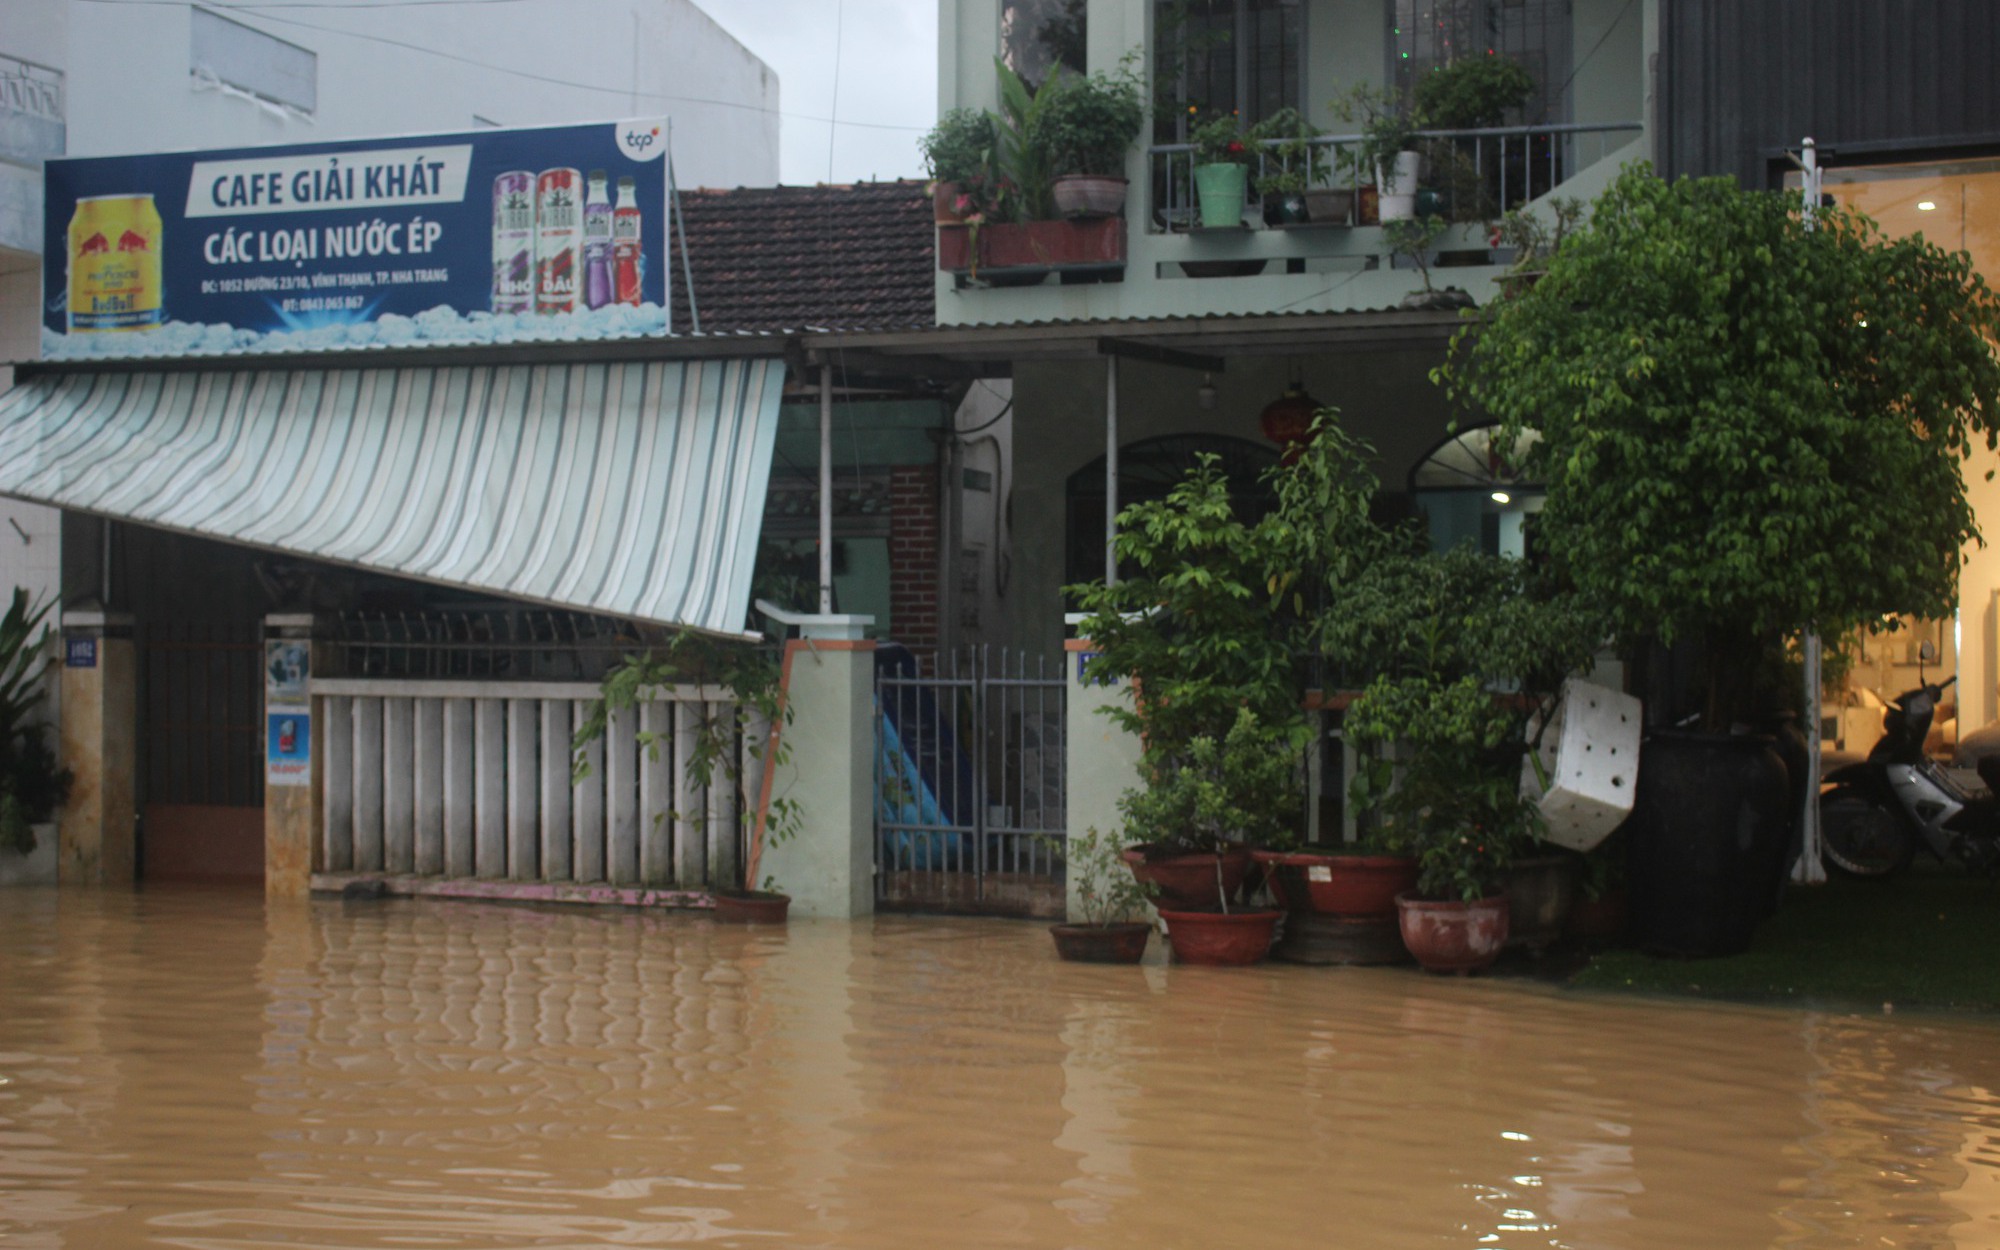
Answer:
xmin=1049 ymin=921 xmax=1151 ymax=964
xmin=1156 ymin=907 xmax=1281 ymax=966
xmin=1395 ymin=892 xmax=1509 ymax=974
xmin=1254 ymin=849 xmax=1418 ymax=918
xmin=711 ymin=890 xmax=791 ymax=924
xmin=1120 ymin=844 xmax=1252 ymax=910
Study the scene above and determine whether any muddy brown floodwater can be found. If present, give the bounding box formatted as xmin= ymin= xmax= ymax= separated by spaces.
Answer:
xmin=3 ymin=886 xmax=2000 ymax=1249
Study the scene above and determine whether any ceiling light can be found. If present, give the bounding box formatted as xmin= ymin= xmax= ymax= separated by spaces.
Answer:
xmin=1491 ymin=491 xmax=1511 ymax=504
xmin=1917 ymin=200 xmax=1937 ymax=211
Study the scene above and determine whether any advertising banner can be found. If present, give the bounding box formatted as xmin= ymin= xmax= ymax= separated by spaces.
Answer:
xmin=42 ymin=118 xmax=670 ymax=359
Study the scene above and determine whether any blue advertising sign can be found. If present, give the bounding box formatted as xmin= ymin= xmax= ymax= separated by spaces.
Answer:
xmin=267 ymin=708 xmax=311 ymax=788
xmin=42 ymin=118 xmax=670 ymax=359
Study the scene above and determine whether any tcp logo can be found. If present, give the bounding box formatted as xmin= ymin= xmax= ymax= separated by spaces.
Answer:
xmin=616 ymin=122 xmax=666 ymax=160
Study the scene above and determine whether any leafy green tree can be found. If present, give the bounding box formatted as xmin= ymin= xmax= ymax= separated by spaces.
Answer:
xmin=1439 ymin=166 xmax=2000 ymax=728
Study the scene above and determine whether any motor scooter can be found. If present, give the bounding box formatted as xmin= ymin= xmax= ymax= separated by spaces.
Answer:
xmin=1820 ymin=674 xmax=2000 ymax=878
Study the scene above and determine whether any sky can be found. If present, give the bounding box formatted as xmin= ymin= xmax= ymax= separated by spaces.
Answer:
xmin=700 ymin=0 xmax=939 ymax=186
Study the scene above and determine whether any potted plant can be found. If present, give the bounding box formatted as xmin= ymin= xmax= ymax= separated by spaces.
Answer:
xmin=1416 ymin=53 xmax=1537 ymax=221
xmin=1189 ymin=112 xmax=1254 ymax=228
xmin=1116 ymin=706 xmax=1296 ymax=907
xmin=934 ymin=59 xmax=1130 ymax=281
xmin=1323 ymin=541 xmax=1604 ymax=973
xmin=1240 ymin=107 xmax=1320 ymax=224
xmin=1439 ymin=166 xmax=2000 ymax=956
xmin=1253 ymin=832 xmax=1417 ymax=919
xmin=1045 ymin=826 xmax=1155 ymax=963
xmin=1027 ymin=56 xmax=1146 ymax=218
xmin=920 ymin=107 xmax=998 ymax=225
xmin=1343 ymin=670 xmax=1535 ymax=974
xmin=0 ymin=590 xmax=70 ymax=887
xmin=1413 ymin=54 xmax=1538 ymax=131
xmin=1121 ymin=709 xmax=1290 ymax=965
xmin=1491 ymin=195 xmax=1584 ymax=294
xmin=1384 ymin=216 xmax=1475 ymax=310
xmin=1333 ymin=84 xmax=1419 ymax=222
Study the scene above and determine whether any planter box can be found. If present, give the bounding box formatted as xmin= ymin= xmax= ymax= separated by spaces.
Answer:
xmin=937 ymin=219 xmax=1126 ymax=277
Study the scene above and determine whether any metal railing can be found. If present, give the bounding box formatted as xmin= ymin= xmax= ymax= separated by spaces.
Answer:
xmin=329 ymin=609 xmax=652 ymax=682
xmin=1149 ymin=120 xmax=1643 ymax=233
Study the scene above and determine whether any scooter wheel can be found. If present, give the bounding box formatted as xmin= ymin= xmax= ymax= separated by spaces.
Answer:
xmin=1821 ymin=792 xmax=1915 ymax=878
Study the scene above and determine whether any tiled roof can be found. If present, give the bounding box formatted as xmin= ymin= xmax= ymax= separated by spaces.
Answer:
xmin=668 ymin=181 xmax=936 ymax=334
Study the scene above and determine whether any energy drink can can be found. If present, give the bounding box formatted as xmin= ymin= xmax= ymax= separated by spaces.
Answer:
xmin=491 ymin=171 xmax=534 ymax=314
xmin=535 ymin=167 xmax=583 ymax=315
xmin=67 ymin=194 xmax=164 ymax=333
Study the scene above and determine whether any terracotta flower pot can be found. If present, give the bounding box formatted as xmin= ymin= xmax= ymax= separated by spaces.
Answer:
xmin=1253 ymin=848 xmax=1418 ymax=918
xmin=1395 ymin=892 xmax=1509 ymax=974
xmin=1156 ymin=907 xmax=1281 ymax=966
xmin=1301 ymin=187 xmax=1354 ymax=225
xmin=1049 ymin=921 xmax=1152 ymax=963
xmin=932 ymin=180 xmax=965 ymax=224
xmin=1120 ymin=843 xmax=1252 ymax=910
xmin=1052 ymin=173 xmax=1129 ymax=218
xmin=711 ymin=890 xmax=790 ymax=924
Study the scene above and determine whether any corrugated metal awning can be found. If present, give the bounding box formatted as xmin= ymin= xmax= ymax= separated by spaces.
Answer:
xmin=0 ymin=358 xmax=784 ymax=637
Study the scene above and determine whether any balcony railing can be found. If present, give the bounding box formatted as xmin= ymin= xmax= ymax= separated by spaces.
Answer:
xmin=1148 ymin=121 xmax=1643 ymax=233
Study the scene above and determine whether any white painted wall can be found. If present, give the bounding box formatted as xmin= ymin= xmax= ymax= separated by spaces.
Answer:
xmin=57 ymin=0 xmax=776 ymax=188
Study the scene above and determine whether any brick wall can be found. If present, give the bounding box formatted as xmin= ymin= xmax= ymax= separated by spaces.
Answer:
xmin=888 ymin=463 xmax=940 ymax=657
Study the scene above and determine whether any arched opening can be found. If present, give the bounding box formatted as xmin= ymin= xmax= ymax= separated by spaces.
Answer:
xmin=1065 ymin=435 xmax=1281 ymax=589
xmin=1409 ymin=423 xmax=1544 ymax=558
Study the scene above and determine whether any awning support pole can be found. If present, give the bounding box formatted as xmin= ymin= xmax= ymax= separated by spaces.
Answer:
xmin=819 ymin=365 xmax=835 ymax=615
xmin=1790 ymin=137 xmax=1827 ymax=885
xmin=1104 ymin=355 xmax=1119 ymax=588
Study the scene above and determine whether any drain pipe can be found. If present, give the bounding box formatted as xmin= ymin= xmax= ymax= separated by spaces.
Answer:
xmin=819 ymin=365 xmax=834 ymax=615
xmin=1104 ymin=355 xmax=1119 ymax=587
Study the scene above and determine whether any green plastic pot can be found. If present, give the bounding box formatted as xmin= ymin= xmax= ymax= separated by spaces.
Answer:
xmin=1193 ymin=162 xmax=1248 ymax=228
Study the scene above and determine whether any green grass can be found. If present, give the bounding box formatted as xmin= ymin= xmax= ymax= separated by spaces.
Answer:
xmin=1569 ymin=865 xmax=2000 ymax=1013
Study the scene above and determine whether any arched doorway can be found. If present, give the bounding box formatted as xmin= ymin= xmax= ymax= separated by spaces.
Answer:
xmin=1065 ymin=435 xmax=1280 ymax=588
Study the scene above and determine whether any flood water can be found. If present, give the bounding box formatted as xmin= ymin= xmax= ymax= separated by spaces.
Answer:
xmin=3 ymin=888 xmax=1999 ymax=1249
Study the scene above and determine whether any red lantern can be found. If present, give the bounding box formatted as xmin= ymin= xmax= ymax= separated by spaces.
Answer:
xmin=1259 ymin=383 xmax=1322 ymax=462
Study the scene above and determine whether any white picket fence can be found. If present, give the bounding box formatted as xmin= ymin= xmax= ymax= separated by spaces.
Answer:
xmin=314 ymin=678 xmax=766 ymax=891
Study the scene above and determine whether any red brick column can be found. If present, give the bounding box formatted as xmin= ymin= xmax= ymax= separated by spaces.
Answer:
xmin=888 ymin=464 xmax=940 ymax=658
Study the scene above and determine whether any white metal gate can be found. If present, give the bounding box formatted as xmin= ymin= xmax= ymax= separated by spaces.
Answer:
xmin=316 ymin=678 xmax=764 ymax=896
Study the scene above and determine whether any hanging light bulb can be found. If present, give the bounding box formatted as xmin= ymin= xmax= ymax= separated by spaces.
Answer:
xmin=1197 ymin=373 xmax=1218 ymax=410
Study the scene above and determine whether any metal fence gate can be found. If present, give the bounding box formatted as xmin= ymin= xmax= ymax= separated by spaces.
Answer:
xmin=875 ymin=647 xmax=1067 ymax=917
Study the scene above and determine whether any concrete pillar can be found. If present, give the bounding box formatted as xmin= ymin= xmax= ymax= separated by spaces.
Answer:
xmin=759 ymin=616 xmax=876 ymax=920
xmin=262 ymin=614 xmax=322 ymax=899
xmin=57 ymin=609 xmax=136 ymax=885
xmin=1063 ymin=619 xmax=1143 ymax=923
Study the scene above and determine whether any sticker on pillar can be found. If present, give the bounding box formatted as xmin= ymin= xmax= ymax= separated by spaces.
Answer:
xmin=65 ymin=636 xmax=96 ymax=668
xmin=266 ymin=641 xmax=308 ymax=701
xmin=267 ymin=707 xmax=310 ymax=787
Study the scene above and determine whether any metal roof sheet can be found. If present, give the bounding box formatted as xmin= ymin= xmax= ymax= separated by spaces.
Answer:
xmin=0 ymin=358 xmax=784 ymax=637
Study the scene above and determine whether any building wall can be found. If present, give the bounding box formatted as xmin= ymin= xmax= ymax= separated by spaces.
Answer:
xmin=1658 ymin=0 xmax=2000 ymax=188
xmin=888 ymin=465 xmax=942 ymax=657
xmin=58 ymin=0 xmax=777 ymax=188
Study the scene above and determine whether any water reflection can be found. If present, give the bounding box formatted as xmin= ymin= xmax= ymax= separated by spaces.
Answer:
xmin=2 ymin=887 xmax=1999 ymax=1248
